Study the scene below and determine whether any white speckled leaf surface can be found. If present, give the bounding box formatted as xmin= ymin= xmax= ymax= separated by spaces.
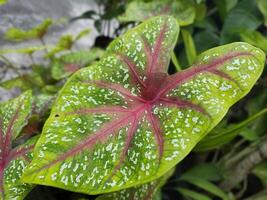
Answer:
xmin=22 ymin=16 xmax=265 ymax=195
xmin=0 ymin=91 xmax=37 ymax=200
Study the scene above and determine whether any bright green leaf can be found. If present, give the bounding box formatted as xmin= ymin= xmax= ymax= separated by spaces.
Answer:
xmin=0 ymin=91 xmax=37 ymax=200
xmin=119 ymin=0 xmax=196 ymax=26
xmin=21 ymin=16 xmax=264 ymax=195
xmin=0 ymin=46 xmax=46 ymax=55
xmin=47 ymin=35 xmax=74 ymax=57
xmin=74 ymin=29 xmax=91 ymax=41
xmin=0 ymin=0 xmax=7 ymax=6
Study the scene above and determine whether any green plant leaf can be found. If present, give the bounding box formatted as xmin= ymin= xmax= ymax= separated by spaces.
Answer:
xmin=195 ymin=108 xmax=267 ymax=151
xmin=181 ymin=29 xmax=197 ymax=65
xmin=74 ymin=29 xmax=91 ymax=41
xmin=119 ymin=0 xmax=196 ymax=26
xmin=5 ymin=19 xmax=52 ymax=42
xmin=47 ymin=35 xmax=74 ymax=57
xmin=257 ymin=0 xmax=267 ymax=26
xmin=0 ymin=0 xmax=7 ymax=6
xmin=0 ymin=46 xmax=46 ymax=55
xmin=240 ymin=30 xmax=267 ymax=53
xmin=178 ymin=188 xmax=212 ymax=200
xmin=0 ymin=91 xmax=38 ymax=199
xmin=22 ymin=15 xmax=264 ymax=195
xmin=51 ymin=48 xmax=104 ymax=80
xmin=221 ymin=0 xmax=262 ymax=44
xmin=96 ymin=168 xmax=174 ymax=200
xmin=180 ymin=175 xmax=230 ymax=200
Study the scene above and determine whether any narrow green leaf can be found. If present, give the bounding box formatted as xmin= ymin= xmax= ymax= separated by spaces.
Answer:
xmin=22 ymin=15 xmax=265 ymax=195
xmin=196 ymin=108 xmax=267 ymax=151
xmin=171 ymin=52 xmax=181 ymax=71
xmin=180 ymin=175 xmax=230 ymax=200
xmin=0 ymin=91 xmax=38 ymax=200
xmin=0 ymin=46 xmax=46 ymax=55
xmin=181 ymin=29 xmax=197 ymax=65
xmin=119 ymin=0 xmax=196 ymax=26
xmin=178 ymin=188 xmax=212 ymax=200
xmin=74 ymin=29 xmax=91 ymax=41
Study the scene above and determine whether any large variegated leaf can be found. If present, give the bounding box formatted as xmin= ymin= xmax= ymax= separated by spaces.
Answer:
xmin=96 ymin=169 xmax=174 ymax=200
xmin=119 ymin=0 xmax=195 ymax=26
xmin=0 ymin=91 xmax=37 ymax=200
xmin=22 ymin=15 xmax=265 ymax=195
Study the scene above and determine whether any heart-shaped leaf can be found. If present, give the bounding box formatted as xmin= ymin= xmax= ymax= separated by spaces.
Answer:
xmin=119 ymin=0 xmax=196 ymax=26
xmin=0 ymin=91 xmax=38 ymax=200
xmin=22 ymin=16 xmax=265 ymax=194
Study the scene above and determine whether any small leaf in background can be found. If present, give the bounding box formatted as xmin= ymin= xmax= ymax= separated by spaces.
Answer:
xmin=21 ymin=14 xmax=265 ymax=195
xmin=96 ymin=169 xmax=174 ymax=200
xmin=214 ymin=0 xmax=238 ymax=20
xmin=4 ymin=19 xmax=52 ymax=42
xmin=119 ymin=0 xmax=196 ymax=26
xmin=178 ymin=188 xmax=212 ymax=200
xmin=0 ymin=72 xmax=45 ymax=92
xmin=0 ymin=0 xmax=7 ymax=6
xmin=74 ymin=29 xmax=91 ymax=41
xmin=257 ymin=0 xmax=267 ymax=26
xmin=240 ymin=30 xmax=267 ymax=53
xmin=181 ymin=29 xmax=197 ymax=65
xmin=194 ymin=30 xmax=220 ymax=53
xmin=51 ymin=48 xmax=104 ymax=80
xmin=0 ymin=91 xmax=38 ymax=200
xmin=46 ymin=35 xmax=73 ymax=57
xmin=221 ymin=0 xmax=262 ymax=44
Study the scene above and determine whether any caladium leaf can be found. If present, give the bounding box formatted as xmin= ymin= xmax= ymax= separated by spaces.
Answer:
xmin=119 ymin=0 xmax=195 ymax=26
xmin=96 ymin=169 xmax=174 ymax=200
xmin=0 ymin=91 xmax=38 ymax=200
xmin=51 ymin=48 xmax=104 ymax=80
xmin=22 ymin=15 xmax=265 ymax=194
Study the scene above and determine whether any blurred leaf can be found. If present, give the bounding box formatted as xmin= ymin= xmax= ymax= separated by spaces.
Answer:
xmin=5 ymin=19 xmax=52 ymax=42
xmin=180 ymin=175 xmax=230 ymax=200
xmin=195 ymin=108 xmax=267 ymax=151
xmin=181 ymin=163 xmax=223 ymax=181
xmin=239 ymin=128 xmax=259 ymax=141
xmin=51 ymin=48 xmax=104 ymax=80
xmin=257 ymin=0 xmax=267 ymax=26
xmin=119 ymin=0 xmax=196 ymax=26
xmin=46 ymin=35 xmax=73 ymax=57
xmin=178 ymin=188 xmax=212 ymax=200
xmin=214 ymin=0 xmax=238 ymax=20
xmin=181 ymin=29 xmax=197 ymax=65
xmin=194 ymin=3 xmax=207 ymax=22
xmin=245 ymin=190 xmax=267 ymax=200
xmin=0 ymin=74 xmax=44 ymax=92
xmin=194 ymin=30 xmax=219 ymax=53
xmin=0 ymin=46 xmax=46 ymax=55
xmin=70 ymin=10 xmax=98 ymax=21
xmin=0 ymin=0 xmax=7 ymax=5
xmin=74 ymin=29 xmax=91 ymax=41
xmin=240 ymin=30 xmax=267 ymax=53
xmin=253 ymin=161 xmax=267 ymax=187
xmin=221 ymin=0 xmax=262 ymax=44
